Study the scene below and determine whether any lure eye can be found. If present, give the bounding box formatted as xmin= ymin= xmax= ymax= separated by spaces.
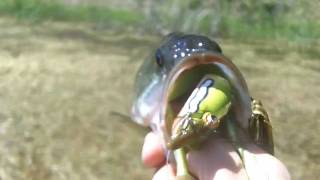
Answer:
xmin=203 ymin=113 xmax=220 ymax=129
xmin=155 ymin=49 xmax=164 ymax=67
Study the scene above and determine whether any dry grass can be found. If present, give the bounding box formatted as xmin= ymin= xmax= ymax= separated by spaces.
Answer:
xmin=221 ymin=39 xmax=320 ymax=179
xmin=0 ymin=17 xmax=319 ymax=179
xmin=0 ymin=18 xmax=152 ymax=180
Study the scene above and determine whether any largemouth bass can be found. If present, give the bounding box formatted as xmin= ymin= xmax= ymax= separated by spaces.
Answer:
xmin=131 ymin=33 xmax=273 ymax=179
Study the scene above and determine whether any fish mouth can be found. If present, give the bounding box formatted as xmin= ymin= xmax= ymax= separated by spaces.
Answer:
xmin=160 ymin=52 xmax=252 ymax=146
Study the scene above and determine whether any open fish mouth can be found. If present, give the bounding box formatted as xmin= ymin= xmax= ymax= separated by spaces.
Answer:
xmin=131 ymin=51 xmax=251 ymax=141
xmin=159 ymin=52 xmax=252 ymax=140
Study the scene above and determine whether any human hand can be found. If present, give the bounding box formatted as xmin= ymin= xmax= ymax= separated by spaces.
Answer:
xmin=142 ymin=132 xmax=290 ymax=180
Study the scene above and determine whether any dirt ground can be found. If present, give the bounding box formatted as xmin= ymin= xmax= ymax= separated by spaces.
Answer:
xmin=0 ymin=17 xmax=319 ymax=179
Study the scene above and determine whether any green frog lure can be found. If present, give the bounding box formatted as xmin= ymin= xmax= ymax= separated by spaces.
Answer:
xmin=131 ymin=33 xmax=273 ymax=179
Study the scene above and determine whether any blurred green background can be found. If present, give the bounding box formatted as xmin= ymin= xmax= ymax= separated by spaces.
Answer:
xmin=0 ymin=0 xmax=319 ymax=179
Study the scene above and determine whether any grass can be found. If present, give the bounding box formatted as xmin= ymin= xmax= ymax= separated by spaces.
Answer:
xmin=0 ymin=0 xmax=319 ymax=42
xmin=0 ymin=0 xmax=143 ymax=25
xmin=0 ymin=17 xmax=319 ymax=179
xmin=0 ymin=17 xmax=151 ymax=180
xmin=220 ymin=17 xmax=320 ymax=42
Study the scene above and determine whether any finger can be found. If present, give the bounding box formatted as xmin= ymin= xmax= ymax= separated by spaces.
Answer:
xmin=240 ymin=144 xmax=291 ymax=180
xmin=142 ymin=132 xmax=166 ymax=168
xmin=152 ymin=164 xmax=176 ymax=180
xmin=187 ymin=138 xmax=247 ymax=180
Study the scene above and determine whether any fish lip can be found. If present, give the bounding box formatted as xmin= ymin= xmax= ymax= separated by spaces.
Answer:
xmin=160 ymin=52 xmax=252 ymax=138
xmin=131 ymin=103 xmax=147 ymax=126
xmin=131 ymin=97 xmax=161 ymax=127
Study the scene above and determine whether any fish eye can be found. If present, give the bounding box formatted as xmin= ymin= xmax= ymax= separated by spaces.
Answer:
xmin=155 ymin=49 xmax=164 ymax=67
